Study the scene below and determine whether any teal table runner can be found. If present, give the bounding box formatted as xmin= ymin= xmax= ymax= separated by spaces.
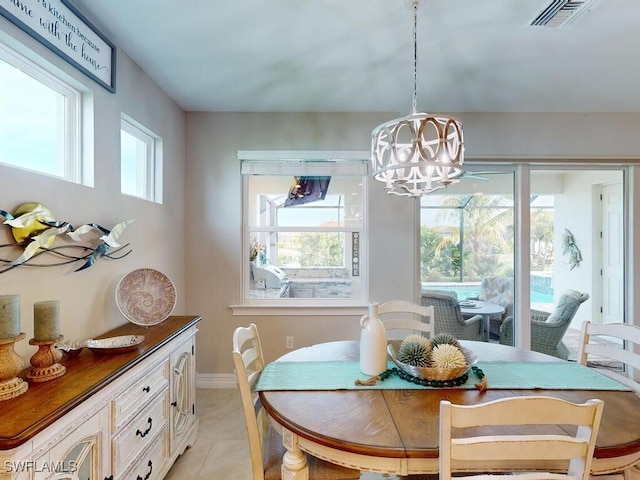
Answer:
xmin=254 ymin=361 xmax=631 ymax=392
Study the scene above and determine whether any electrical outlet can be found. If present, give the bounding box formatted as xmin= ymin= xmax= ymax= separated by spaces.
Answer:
xmin=285 ymin=336 xmax=294 ymax=349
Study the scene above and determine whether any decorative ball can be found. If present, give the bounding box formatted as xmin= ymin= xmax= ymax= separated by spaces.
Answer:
xmin=431 ymin=333 xmax=461 ymax=349
xmin=397 ymin=334 xmax=432 ymax=367
xmin=431 ymin=344 xmax=467 ymax=369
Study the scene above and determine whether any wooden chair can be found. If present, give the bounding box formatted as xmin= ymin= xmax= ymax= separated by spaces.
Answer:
xmin=232 ymin=324 xmax=361 ymax=480
xmin=577 ymin=321 xmax=640 ymax=480
xmin=577 ymin=321 xmax=640 ymax=394
xmin=439 ymin=396 xmax=604 ymax=480
xmin=378 ymin=300 xmax=435 ymax=340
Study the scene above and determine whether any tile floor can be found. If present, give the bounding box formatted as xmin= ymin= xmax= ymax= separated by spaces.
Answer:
xmin=164 ymin=387 xmax=389 ymax=480
xmin=164 ymin=387 xmax=251 ymax=479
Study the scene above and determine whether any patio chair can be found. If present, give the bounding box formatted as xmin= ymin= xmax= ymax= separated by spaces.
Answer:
xmin=499 ymin=290 xmax=589 ymax=359
xmin=421 ymin=290 xmax=484 ymax=341
xmin=439 ymin=396 xmax=604 ymax=480
xmin=232 ymin=324 xmax=360 ymax=480
xmin=378 ymin=299 xmax=435 ymax=340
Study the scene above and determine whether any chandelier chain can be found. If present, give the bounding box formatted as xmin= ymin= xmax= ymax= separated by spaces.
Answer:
xmin=370 ymin=0 xmax=465 ymax=196
xmin=412 ymin=0 xmax=418 ymax=115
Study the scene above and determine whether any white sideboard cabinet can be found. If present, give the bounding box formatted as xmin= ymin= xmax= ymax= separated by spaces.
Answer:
xmin=0 ymin=316 xmax=200 ymax=480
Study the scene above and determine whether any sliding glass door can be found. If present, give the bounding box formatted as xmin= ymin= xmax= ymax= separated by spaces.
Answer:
xmin=420 ymin=164 xmax=626 ymax=357
xmin=420 ymin=171 xmax=515 ymax=341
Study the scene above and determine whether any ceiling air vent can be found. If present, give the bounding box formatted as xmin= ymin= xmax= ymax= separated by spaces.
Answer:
xmin=530 ymin=0 xmax=598 ymax=27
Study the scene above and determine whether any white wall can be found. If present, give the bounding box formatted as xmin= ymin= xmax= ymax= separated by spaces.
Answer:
xmin=0 ymin=18 xmax=187 ymax=360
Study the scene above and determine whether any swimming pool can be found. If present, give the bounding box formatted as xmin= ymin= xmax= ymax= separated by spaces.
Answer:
xmin=422 ymin=284 xmax=553 ymax=304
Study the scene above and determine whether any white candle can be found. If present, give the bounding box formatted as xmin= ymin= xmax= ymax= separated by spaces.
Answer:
xmin=0 ymin=295 xmax=20 ymax=339
xmin=34 ymin=300 xmax=60 ymax=341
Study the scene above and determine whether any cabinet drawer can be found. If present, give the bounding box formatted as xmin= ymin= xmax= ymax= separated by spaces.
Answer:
xmin=112 ymin=390 xmax=168 ymax=474
xmin=113 ymin=360 xmax=169 ymax=429
xmin=119 ymin=425 xmax=169 ymax=480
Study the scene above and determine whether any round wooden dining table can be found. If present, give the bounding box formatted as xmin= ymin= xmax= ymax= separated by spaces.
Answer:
xmin=259 ymin=340 xmax=640 ymax=479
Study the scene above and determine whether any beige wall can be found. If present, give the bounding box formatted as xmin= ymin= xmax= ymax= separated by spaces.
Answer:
xmin=186 ymin=112 xmax=640 ymax=376
xmin=184 ymin=113 xmax=420 ymax=375
xmin=0 ymin=18 xmax=187 ymax=360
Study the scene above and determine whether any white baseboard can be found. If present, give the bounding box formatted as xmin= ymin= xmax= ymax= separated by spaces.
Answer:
xmin=196 ymin=373 xmax=237 ymax=389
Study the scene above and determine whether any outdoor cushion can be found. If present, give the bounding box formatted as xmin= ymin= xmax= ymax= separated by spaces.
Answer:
xmin=546 ymin=289 xmax=584 ymax=324
xmin=479 ymin=276 xmax=514 ymax=308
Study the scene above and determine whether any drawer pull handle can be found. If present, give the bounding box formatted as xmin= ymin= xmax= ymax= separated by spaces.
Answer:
xmin=171 ymin=401 xmax=177 ymax=407
xmin=136 ymin=460 xmax=153 ymax=480
xmin=142 ymin=386 xmax=150 ymax=393
xmin=105 ymin=476 xmax=113 ymax=480
xmin=136 ymin=417 xmax=153 ymax=438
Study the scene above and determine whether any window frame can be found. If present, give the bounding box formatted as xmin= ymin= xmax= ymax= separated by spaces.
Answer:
xmin=0 ymin=40 xmax=82 ymax=183
xmin=232 ymin=151 xmax=369 ymax=316
xmin=120 ymin=114 xmax=163 ymax=203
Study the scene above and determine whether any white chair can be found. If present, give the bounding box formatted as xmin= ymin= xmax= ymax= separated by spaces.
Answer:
xmin=232 ymin=324 xmax=360 ymax=480
xmin=439 ymin=396 xmax=604 ymax=480
xmin=378 ymin=300 xmax=435 ymax=340
xmin=577 ymin=321 xmax=640 ymax=395
xmin=577 ymin=322 xmax=640 ymax=480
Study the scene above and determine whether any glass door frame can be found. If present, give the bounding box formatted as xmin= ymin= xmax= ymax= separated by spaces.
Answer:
xmin=419 ymin=161 xmax=635 ymax=352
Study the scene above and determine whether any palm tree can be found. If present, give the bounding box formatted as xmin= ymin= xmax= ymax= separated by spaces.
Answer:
xmin=531 ymin=209 xmax=554 ymax=270
xmin=434 ymin=195 xmax=514 ymax=281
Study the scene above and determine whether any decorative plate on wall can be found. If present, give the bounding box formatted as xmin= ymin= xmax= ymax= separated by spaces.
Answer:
xmin=116 ymin=268 xmax=176 ymax=326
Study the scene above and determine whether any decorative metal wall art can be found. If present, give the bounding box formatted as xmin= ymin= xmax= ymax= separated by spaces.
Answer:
xmin=0 ymin=202 xmax=134 ymax=274
xmin=561 ymin=228 xmax=582 ymax=270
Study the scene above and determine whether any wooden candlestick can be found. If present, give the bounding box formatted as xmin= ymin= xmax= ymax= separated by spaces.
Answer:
xmin=27 ymin=335 xmax=66 ymax=382
xmin=0 ymin=333 xmax=28 ymax=401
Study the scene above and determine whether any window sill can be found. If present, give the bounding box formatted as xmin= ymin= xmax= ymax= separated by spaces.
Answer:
xmin=229 ymin=303 xmax=368 ymax=316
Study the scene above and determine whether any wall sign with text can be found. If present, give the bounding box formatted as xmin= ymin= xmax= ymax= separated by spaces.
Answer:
xmin=0 ymin=0 xmax=116 ymax=92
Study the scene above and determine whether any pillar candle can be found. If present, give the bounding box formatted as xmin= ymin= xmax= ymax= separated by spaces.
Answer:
xmin=0 ymin=295 xmax=20 ymax=339
xmin=34 ymin=300 xmax=60 ymax=341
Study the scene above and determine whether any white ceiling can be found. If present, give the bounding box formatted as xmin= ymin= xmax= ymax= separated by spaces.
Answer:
xmin=70 ymin=0 xmax=640 ymax=114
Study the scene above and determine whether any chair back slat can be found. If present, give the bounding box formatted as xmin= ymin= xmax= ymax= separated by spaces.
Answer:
xmin=451 ymin=436 xmax=589 ymax=461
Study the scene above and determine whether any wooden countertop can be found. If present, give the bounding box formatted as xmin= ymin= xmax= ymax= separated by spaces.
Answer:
xmin=0 ymin=315 xmax=201 ymax=450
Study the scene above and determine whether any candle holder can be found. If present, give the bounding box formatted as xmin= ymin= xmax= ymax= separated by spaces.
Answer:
xmin=27 ymin=335 xmax=66 ymax=382
xmin=0 ymin=333 xmax=28 ymax=401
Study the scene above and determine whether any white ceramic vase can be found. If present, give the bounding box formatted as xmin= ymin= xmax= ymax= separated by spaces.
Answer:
xmin=359 ymin=303 xmax=387 ymax=376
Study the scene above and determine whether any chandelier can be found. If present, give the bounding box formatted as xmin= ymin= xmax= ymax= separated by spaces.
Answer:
xmin=371 ymin=0 xmax=464 ymax=197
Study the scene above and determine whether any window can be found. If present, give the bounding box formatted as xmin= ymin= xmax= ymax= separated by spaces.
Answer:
xmin=120 ymin=115 xmax=162 ymax=202
xmin=0 ymin=41 xmax=81 ymax=182
xmin=240 ymin=152 xmax=367 ymax=307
